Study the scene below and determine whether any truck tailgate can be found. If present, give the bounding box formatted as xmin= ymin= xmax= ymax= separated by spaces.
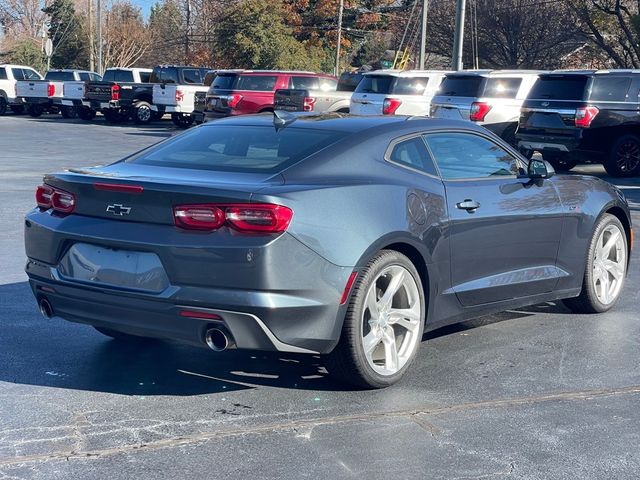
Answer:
xmin=16 ymin=81 xmax=63 ymax=99
xmin=153 ymin=84 xmax=178 ymax=106
xmin=63 ymin=81 xmax=86 ymax=100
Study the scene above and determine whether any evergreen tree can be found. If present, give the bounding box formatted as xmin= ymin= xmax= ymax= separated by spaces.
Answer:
xmin=42 ymin=0 xmax=88 ymax=69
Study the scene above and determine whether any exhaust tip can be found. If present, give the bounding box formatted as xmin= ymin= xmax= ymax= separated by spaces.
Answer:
xmin=205 ymin=328 xmax=230 ymax=352
xmin=39 ymin=298 xmax=53 ymax=319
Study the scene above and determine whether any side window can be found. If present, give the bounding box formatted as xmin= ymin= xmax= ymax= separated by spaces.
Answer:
xmin=590 ymin=76 xmax=632 ymax=102
xmin=483 ymin=78 xmax=522 ymax=98
xmin=161 ymin=68 xmax=179 ymax=84
xmin=291 ymin=76 xmax=319 ymax=90
xmin=182 ymin=69 xmax=203 ymax=84
xmin=11 ymin=68 xmax=25 ymax=80
xmin=236 ymin=75 xmax=278 ymax=91
xmin=0 ymin=68 xmax=7 ymax=80
xmin=90 ymin=73 xmax=102 ymax=81
xmin=78 ymin=72 xmax=90 ymax=81
xmin=139 ymin=71 xmax=151 ymax=83
xmin=424 ymin=132 xmax=519 ymax=179
xmin=387 ymin=136 xmax=438 ymax=176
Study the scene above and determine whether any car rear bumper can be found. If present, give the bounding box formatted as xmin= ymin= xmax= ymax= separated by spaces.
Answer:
xmin=24 ymin=210 xmax=350 ymax=354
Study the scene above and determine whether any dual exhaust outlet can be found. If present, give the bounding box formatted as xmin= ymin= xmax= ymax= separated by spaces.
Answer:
xmin=39 ymin=296 xmax=233 ymax=352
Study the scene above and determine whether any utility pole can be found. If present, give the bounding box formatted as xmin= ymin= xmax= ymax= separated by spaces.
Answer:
xmin=451 ymin=0 xmax=466 ymax=71
xmin=89 ymin=0 xmax=94 ymax=72
xmin=97 ymin=0 xmax=102 ymax=74
xmin=418 ymin=0 xmax=429 ymax=70
xmin=334 ymin=0 xmax=344 ymax=76
xmin=185 ymin=0 xmax=191 ymax=62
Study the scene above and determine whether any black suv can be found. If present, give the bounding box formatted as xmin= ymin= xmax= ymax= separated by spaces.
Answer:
xmin=517 ymin=70 xmax=640 ymax=176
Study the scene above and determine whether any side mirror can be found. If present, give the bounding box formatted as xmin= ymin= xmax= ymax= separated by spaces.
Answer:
xmin=527 ymin=158 xmax=555 ymax=179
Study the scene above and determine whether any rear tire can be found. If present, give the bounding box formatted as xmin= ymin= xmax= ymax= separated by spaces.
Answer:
xmin=94 ymin=326 xmax=155 ymax=343
xmin=563 ymin=214 xmax=627 ymax=313
xmin=28 ymin=104 xmax=43 ymax=117
xmin=133 ymin=101 xmax=153 ymax=124
xmin=60 ymin=105 xmax=76 ymax=119
xmin=171 ymin=113 xmax=194 ymax=128
xmin=605 ymin=134 xmax=640 ymax=177
xmin=326 ymin=250 xmax=425 ymax=389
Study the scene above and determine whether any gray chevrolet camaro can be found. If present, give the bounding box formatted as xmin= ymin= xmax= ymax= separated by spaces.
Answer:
xmin=25 ymin=113 xmax=632 ymax=388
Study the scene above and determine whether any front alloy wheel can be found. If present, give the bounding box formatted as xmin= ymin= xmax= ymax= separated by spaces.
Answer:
xmin=327 ymin=250 xmax=425 ymax=388
xmin=564 ymin=214 xmax=627 ymax=313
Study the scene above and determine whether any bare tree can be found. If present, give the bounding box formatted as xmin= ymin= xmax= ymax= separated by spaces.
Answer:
xmin=0 ymin=0 xmax=48 ymax=38
xmin=101 ymin=1 xmax=150 ymax=68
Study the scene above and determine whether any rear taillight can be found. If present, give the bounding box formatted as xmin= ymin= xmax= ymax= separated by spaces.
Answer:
xmin=226 ymin=94 xmax=243 ymax=109
xmin=303 ymin=97 xmax=316 ymax=112
xmin=35 ymin=184 xmax=76 ymax=214
xmin=470 ymin=102 xmax=492 ymax=122
xmin=176 ymin=89 xmax=184 ymax=102
xmin=174 ymin=204 xmax=293 ymax=233
xmin=382 ymin=98 xmax=402 ymax=115
xmin=575 ymin=106 xmax=599 ymax=128
xmin=111 ymin=84 xmax=120 ymax=101
xmin=47 ymin=84 xmax=55 ymax=97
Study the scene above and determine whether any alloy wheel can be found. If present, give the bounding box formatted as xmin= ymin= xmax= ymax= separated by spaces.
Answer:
xmin=137 ymin=106 xmax=151 ymax=122
xmin=360 ymin=265 xmax=422 ymax=376
xmin=615 ymin=138 xmax=640 ymax=174
xmin=592 ymin=224 xmax=626 ymax=305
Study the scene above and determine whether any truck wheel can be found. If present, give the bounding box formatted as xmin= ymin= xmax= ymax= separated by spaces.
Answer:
xmin=542 ymin=152 xmax=577 ymax=172
xmin=10 ymin=105 xmax=25 ymax=115
xmin=0 ymin=97 xmax=7 ymax=115
xmin=133 ymin=101 xmax=153 ymax=124
xmin=60 ymin=106 xmax=77 ymax=119
xmin=28 ymin=104 xmax=43 ymax=118
xmin=77 ymin=107 xmax=96 ymax=121
xmin=171 ymin=113 xmax=194 ymax=128
xmin=605 ymin=134 xmax=640 ymax=177
xmin=103 ymin=110 xmax=126 ymax=124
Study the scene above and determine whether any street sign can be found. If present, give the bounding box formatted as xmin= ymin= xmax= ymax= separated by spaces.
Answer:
xmin=44 ymin=39 xmax=53 ymax=57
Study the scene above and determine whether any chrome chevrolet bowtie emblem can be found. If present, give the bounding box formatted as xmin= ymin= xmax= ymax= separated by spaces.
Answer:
xmin=106 ymin=204 xmax=131 ymax=216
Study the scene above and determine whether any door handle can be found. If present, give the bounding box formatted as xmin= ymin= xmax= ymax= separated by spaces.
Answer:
xmin=456 ymin=199 xmax=480 ymax=212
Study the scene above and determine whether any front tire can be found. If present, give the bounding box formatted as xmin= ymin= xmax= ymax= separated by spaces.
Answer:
xmin=28 ymin=104 xmax=43 ymax=117
xmin=563 ymin=214 xmax=627 ymax=313
xmin=77 ymin=107 xmax=96 ymax=121
xmin=326 ymin=250 xmax=425 ymax=389
xmin=171 ymin=113 xmax=194 ymax=128
xmin=60 ymin=105 xmax=76 ymax=119
xmin=103 ymin=109 xmax=126 ymax=124
xmin=605 ymin=134 xmax=640 ymax=177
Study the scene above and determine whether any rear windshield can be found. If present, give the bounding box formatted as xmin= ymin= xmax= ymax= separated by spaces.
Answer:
xmin=127 ymin=125 xmax=348 ymax=173
xmin=102 ymin=70 xmax=134 ymax=82
xmin=45 ymin=71 xmax=76 ymax=81
xmin=182 ymin=68 xmax=203 ymax=84
xmin=527 ymin=76 xmax=588 ymax=100
xmin=392 ymin=77 xmax=430 ymax=95
xmin=589 ymin=76 xmax=631 ymax=102
xmin=337 ymin=73 xmax=363 ymax=92
xmin=355 ymin=75 xmax=395 ymax=94
xmin=212 ymin=74 xmax=237 ymax=90
xmin=438 ymin=76 xmax=484 ymax=97
xmin=483 ymin=78 xmax=522 ymax=98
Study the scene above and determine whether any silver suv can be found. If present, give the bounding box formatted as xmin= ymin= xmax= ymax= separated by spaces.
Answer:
xmin=430 ymin=70 xmax=544 ymax=146
xmin=350 ymin=70 xmax=448 ymax=116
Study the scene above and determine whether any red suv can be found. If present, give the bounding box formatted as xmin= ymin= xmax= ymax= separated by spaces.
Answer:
xmin=204 ymin=70 xmax=336 ymax=119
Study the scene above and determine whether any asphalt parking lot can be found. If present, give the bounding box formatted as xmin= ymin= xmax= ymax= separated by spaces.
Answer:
xmin=1 ymin=114 xmax=640 ymax=479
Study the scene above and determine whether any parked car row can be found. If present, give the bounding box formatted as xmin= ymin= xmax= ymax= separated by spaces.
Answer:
xmin=3 ymin=63 xmax=640 ymax=176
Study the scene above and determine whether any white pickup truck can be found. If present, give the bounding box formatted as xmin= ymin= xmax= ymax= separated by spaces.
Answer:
xmin=16 ymin=69 xmax=101 ymax=118
xmin=0 ymin=64 xmax=43 ymax=115
xmin=152 ymin=67 xmax=210 ymax=127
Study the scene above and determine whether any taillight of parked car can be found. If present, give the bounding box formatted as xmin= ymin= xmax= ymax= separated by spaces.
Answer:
xmin=303 ymin=97 xmax=316 ymax=112
xmin=226 ymin=94 xmax=243 ymax=109
xmin=382 ymin=98 xmax=402 ymax=115
xmin=575 ymin=106 xmax=599 ymax=128
xmin=111 ymin=85 xmax=120 ymax=101
xmin=47 ymin=84 xmax=55 ymax=97
xmin=36 ymin=184 xmax=76 ymax=214
xmin=176 ymin=89 xmax=185 ymax=102
xmin=470 ymin=102 xmax=492 ymax=122
xmin=174 ymin=204 xmax=293 ymax=233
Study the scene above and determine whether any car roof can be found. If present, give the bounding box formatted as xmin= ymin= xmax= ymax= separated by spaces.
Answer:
xmin=363 ymin=69 xmax=449 ymax=77
xmin=549 ymin=69 xmax=640 ymax=76
xmin=444 ymin=69 xmax=545 ymax=78
xmin=0 ymin=64 xmax=38 ymax=69
xmin=202 ymin=112 xmax=484 ymax=135
xmin=216 ymin=70 xmax=333 ymax=77
xmin=106 ymin=67 xmax=152 ymax=72
xmin=47 ymin=69 xmax=97 ymax=74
